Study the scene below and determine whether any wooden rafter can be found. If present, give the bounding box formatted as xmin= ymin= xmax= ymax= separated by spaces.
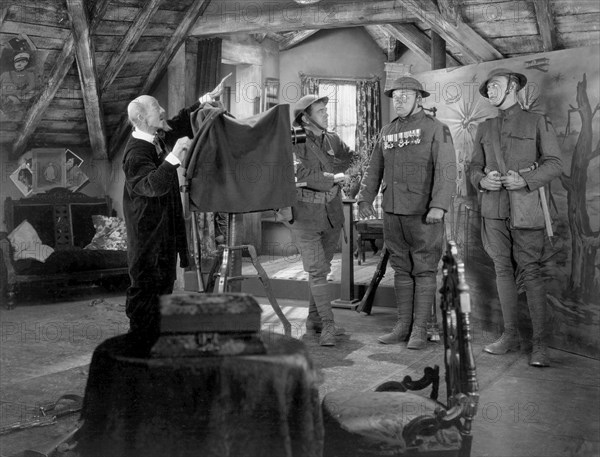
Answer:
xmin=67 ymin=0 xmax=107 ymax=159
xmin=108 ymin=0 xmax=212 ymax=158
xmin=100 ymin=0 xmax=164 ymax=93
xmin=532 ymin=0 xmax=558 ymax=52
xmin=279 ymin=30 xmax=318 ymax=51
xmin=189 ymin=1 xmax=418 ymax=36
xmin=436 ymin=0 xmax=460 ymax=26
xmin=381 ymin=24 xmax=460 ymax=67
xmin=407 ymin=0 xmax=503 ymax=64
xmin=0 ymin=5 xmax=9 ymax=26
xmin=11 ymin=0 xmax=112 ymax=159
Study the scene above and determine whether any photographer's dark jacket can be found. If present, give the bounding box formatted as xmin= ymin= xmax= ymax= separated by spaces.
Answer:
xmin=357 ymin=110 xmax=456 ymax=215
xmin=292 ymin=129 xmax=354 ymax=230
xmin=469 ymin=104 xmax=562 ymax=220
xmin=122 ymin=103 xmax=196 ymax=286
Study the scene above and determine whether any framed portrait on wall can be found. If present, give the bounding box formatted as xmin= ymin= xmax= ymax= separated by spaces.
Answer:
xmin=32 ymin=149 xmax=65 ymax=192
xmin=65 ymin=149 xmax=89 ymax=191
xmin=10 ymin=162 xmax=34 ymax=197
xmin=0 ymin=33 xmax=49 ymax=122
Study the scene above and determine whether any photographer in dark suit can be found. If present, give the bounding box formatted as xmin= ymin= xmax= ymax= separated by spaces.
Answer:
xmin=123 ymin=83 xmax=224 ymax=342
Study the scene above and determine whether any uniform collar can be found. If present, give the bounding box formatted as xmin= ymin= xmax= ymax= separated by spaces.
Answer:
xmin=499 ymin=103 xmax=522 ymax=118
xmin=395 ymin=109 xmax=425 ymax=124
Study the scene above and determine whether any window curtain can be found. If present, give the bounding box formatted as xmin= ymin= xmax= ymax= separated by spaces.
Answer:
xmin=355 ymin=78 xmax=381 ymax=161
xmin=196 ymin=38 xmax=222 ymax=96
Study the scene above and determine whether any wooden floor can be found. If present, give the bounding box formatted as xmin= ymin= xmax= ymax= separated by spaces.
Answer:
xmin=241 ymin=250 xmax=393 ymax=286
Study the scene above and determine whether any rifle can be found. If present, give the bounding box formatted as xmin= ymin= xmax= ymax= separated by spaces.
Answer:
xmin=356 ymin=245 xmax=389 ymax=315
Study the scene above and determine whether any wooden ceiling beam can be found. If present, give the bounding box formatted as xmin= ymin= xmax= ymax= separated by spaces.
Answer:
xmin=108 ymin=0 xmax=213 ymax=158
xmin=0 ymin=5 xmax=9 ymax=26
xmin=67 ymin=0 xmax=107 ymax=159
xmin=408 ymin=0 xmax=503 ymax=64
xmin=100 ymin=0 xmax=164 ymax=93
xmin=381 ymin=24 xmax=460 ymax=67
xmin=279 ymin=30 xmax=318 ymax=51
xmin=532 ymin=0 xmax=558 ymax=52
xmin=189 ymin=1 xmax=418 ymax=36
xmin=11 ymin=0 xmax=112 ymax=159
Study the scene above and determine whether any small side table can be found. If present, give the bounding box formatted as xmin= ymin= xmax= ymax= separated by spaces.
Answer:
xmin=77 ymin=332 xmax=324 ymax=457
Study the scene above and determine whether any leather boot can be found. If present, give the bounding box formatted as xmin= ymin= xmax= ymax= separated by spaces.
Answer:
xmin=319 ymin=320 xmax=337 ymax=346
xmin=378 ymin=321 xmax=410 ymax=344
xmin=530 ymin=339 xmax=550 ymax=367
xmin=407 ymin=277 xmax=435 ymax=350
xmin=312 ymin=284 xmax=346 ymax=345
xmin=526 ymin=279 xmax=550 ymax=367
xmin=380 ymin=276 xmax=414 ymax=345
xmin=484 ymin=331 xmax=520 ymax=354
xmin=306 ymin=318 xmax=345 ymax=335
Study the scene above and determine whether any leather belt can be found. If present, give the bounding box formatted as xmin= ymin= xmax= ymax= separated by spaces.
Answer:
xmin=296 ymin=186 xmax=338 ymax=204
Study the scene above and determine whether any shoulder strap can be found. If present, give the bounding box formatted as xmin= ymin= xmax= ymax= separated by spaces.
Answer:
xmin=490 ymin=117 xmax=507 ymax=174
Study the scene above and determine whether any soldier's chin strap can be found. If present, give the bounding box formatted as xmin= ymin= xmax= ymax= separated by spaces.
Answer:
xmin=400 ymin=94 xmax=421 ymax=120
xmin=303 ymin=112 xmax=328 ymax=134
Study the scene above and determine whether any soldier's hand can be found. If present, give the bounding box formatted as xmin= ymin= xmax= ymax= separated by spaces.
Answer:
xmin=172 ymin=136 xmax=191 ymax=161
xmin=501 ymin=170 xmax=527 ymax=190
xmin=480 ymin=170 xmax=502 ymax=191
xmin=333 ymin=173 xmax=347 ymax=184
xmin=425 ymin=208 xmax=445 ymax=224
xmin=358 ymin=202 xmax=376 ymax=219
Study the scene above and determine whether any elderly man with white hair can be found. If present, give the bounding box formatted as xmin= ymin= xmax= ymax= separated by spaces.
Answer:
xmin=122 ymin=82 xmax=225 ymax=342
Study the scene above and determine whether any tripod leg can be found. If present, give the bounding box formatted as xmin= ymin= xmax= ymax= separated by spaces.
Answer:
xmin=191 ymin=212 xmax=205 ymax=292
xmin=245 ymin=245 xmax=291 ymax=337
xmin=214 ymin=246 xmax=230 ymax=293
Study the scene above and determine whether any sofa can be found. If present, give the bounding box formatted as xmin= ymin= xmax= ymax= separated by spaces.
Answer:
xmin=0 ymin=188 xmax=129 ymax=309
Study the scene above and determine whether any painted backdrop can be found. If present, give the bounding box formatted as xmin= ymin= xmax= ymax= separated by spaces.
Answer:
xmin=416 ymin=46 xmax=599 ymax=359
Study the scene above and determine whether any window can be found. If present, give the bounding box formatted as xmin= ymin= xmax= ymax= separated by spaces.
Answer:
xmin=318 ymin=82 xmax=357 ymax=151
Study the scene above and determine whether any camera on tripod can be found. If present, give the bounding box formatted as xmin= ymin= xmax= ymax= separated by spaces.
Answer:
xmin=290 ymin=125 xmax=307 ymax=145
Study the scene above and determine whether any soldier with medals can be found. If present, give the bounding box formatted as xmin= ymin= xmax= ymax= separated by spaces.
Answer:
xmin=357 ymin=76 xmax=457 ymax=350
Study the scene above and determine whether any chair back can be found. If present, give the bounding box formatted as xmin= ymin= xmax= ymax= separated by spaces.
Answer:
xmin=439 ymin=241 xmax=480 ymax=453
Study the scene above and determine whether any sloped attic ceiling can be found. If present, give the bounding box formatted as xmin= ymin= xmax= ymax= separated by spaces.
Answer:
xmin=0 ymin=0 xmax=598 ymax=160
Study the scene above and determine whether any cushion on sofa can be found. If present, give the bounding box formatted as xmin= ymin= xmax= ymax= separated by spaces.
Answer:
xmin=7 ymin=220 xmax=54 ymax=262
xmin=85 ymin=216 xmax=127 ymax=251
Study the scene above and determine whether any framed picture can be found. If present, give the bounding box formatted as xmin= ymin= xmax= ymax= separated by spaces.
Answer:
xmin=263 ymin=78 xmax=279 ymax=111
xmin=10 ymin=162 xmax=33 ymax=197
xmin=0 ymin=33 xmax=49 ymax=121
xmin=65 ymin=149 xmax=89 ymax=191
xmin=32 ymin=149 xmax=65 ymax=192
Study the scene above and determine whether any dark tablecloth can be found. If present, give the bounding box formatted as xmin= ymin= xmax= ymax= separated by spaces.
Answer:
xmin=76 ymin=332 xmax=324 ymax=457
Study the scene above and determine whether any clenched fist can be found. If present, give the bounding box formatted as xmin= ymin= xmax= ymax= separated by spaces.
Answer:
xmin=171 ymin=136 xmax=191 ymax=161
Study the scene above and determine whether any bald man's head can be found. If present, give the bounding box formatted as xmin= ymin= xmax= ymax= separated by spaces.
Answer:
xmin=127 ymin=95 xmax=169 ymax=134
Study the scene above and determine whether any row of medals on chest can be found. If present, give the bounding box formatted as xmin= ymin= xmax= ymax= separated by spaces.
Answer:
xmin=383 ymin=129 xmax=422 ymax=149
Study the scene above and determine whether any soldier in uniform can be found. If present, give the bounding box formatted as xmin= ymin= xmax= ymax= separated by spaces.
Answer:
xmin=357 ymin=77 xmax=456 ymax=350
xmin=290 ymin=94 xmax=355 ymax=346
xmin=470 ymin=68 xmax=562 ymax=367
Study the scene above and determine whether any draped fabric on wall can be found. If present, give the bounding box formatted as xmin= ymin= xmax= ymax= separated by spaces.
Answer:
xmin=196 ymin=38 xmax=222 ymax=96
xmin=355 ymin=79 xmax=381 ymax=163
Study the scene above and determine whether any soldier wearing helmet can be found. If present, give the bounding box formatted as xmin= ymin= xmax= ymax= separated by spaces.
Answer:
xmin=357 ymin=76 xmax=457 ymax=350
xmin=290 ymin=94 xmax=356 ymax=346
xmin=469 ymin=68 xmax=562 ymax=367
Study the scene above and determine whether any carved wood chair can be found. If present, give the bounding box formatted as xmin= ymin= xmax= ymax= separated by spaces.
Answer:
xmin=322 ymin=241 xmax=479 ymax=457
